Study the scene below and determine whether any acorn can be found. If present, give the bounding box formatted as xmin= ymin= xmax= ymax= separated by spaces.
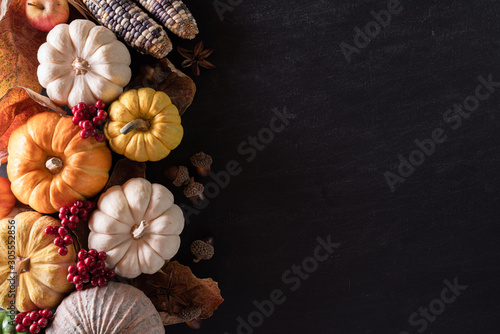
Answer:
xmin=165 ymin=165 xmax=190 ymax=187
xmin=190 ymin=152 xmax=212 ymax=177
xmin=183 ymin=178 xmax=205 ymax=205
xmin=191 ymin=238 xmax=214 ymax=263
xmin=178 ymin=305 xmax=202 ymax=322
xmin=186 ymin=317 xmax=202 ymax=329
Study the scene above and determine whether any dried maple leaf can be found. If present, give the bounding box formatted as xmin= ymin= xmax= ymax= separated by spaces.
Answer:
xmin=126 ymin=58 xmax=196 ymax=115
xmin=0 ymin=87 xmax=66 ymax=164
xmin=0 ymin=0 xmax=48 ymax=97
xmin=133 ymin=261 xmax=223 ymax=326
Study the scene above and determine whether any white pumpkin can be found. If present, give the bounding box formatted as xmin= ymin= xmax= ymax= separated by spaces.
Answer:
xmin=88 ymin=178 xmax=184 ymax=278
xmin=37 ymin=19 xmax=132 ymax=108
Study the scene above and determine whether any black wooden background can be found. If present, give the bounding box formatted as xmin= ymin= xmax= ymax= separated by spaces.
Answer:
xmin=2 ymin=0 xmax=500 ymax=333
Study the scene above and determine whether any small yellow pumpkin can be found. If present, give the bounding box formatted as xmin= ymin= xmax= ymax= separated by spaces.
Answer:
xmin=104 ymin=88 xmax=183 ymax=162
xmin=0 ymin=212 xmax=76 ymax=312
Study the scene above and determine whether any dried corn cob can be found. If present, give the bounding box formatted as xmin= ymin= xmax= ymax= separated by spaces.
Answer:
xmin=135 ymin=0 xmax=198 ymax=39
xmin=83 ymin=0 xmax=172 ymax=58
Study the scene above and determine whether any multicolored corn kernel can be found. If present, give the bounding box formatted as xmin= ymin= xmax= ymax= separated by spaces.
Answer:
xmin=83 ymin=0 xmax=173 ymax=58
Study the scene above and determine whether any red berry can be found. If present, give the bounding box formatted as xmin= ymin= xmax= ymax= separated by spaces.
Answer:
xmin=78 ymin=120 xmax=85 ymax=128
xmin=87 ymin=127 xmax=97 ymax=137
xmin=74 ymin=109 xmax=84 ymax=119
xmin=44 ymin=226 xmax=54 ymax=235
xmin=96 ymin=109 xmax=107 ymax=119
xmin=92 ymin=116 xmax=102 ymax=126
xmin=88 ymin=266 xmax=97 ymax=274
xmin=78 ymin=209 xmax=88 ymax=221
xmin=76 ymin=102 xmax=87 ymax=111
xmin=67 ymin=273 xmax=74 ymax=282
xmin=68 ymin=265 xmax=78 ymax=275
xmin=95 ymin=260 xmax=105 ymax=270
xmin=29 ymin=311 xmax=40 ymax=321
xmin=16 ymin=324 xmax=27 ymax=333
xmin=77 ymin=265 xmax=87 ymax=275
xmin=69 ymin=222 xmax=78 ymax=230
xmin=58 ymin=246 xmax=68 ymax=256
xmin=95 ymin=268 xmax=105 ymax=276
xmin=81 ymin=120 xmax=93 ymax=130
xmin=75 ymin=283 xmax=85 ymax=291
xmin=80 ymin=129 xmax=89 ymax=139
xmin=69 ymin=215 xmax=80 ymax=225
xmin=58 ymin=212 xmax=68 ymax=220
xmin=84 ymin=256 xmax=96 ymax=267
xmin=97 ymin=252 xmax=107 ymax=261
xmin=14 ymin=313 xmax=24 ymax=324
xmin=60 ymin=206 xmax=69 ymax=215
xmin=54 ymin=237 xmax=64 ymax=247
xmin=81 ymin=272 xmax=90 ymax=283
xmin=88 ymin=105 xmax=97 ymax=115
xmin=77 ymin=260 xmax=87 ymax=269
xmin=71 ymin=105 xmax=79 ymax=113
xmin=22 ymin=317 xmax=32 ymax=326
xmin=95 ymin=100 xmax=105 ymax=109
xmin=30 ymin=323 xmax=41 ymax=334
xmin=63 ymin=235 xmax=73 ymax=245
xmin=72 ymin=116 xmax=80 ymax=124
xmin=88 ymin=249 xmax=98 ymax=257
xmin=37 ymin=318 xmax=48 ymax=327
xmin=61 ymin=218 xmax=70 ymax=228
xmin=98 ymin=277 xmax=108 ymax=287
xmin=74 ymin=200 xmax=84 ymax=208
xmin=58 ymin=227 xmax=68 ymax=237
xmin=90 ymin=276 xmax=99 ymax=286
xmin=73 ymin=275 xmax=83 ymax=285
xmin=70 ymin=206 xmax=79 ymax=215
xmin=95 ymin=132 xmax=106 ymax=143
xmin=40 ymin=309 xmax=52 ymax=319
xmin=82 ymin=112 xmax=91 ymax=120
xmin=84 ymin=201 xmax=95 ymax=210
xmin=106 ymin=269 xmax=116 ymax=279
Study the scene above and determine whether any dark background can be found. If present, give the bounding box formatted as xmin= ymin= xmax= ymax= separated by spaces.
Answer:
xmin=2 ymin=0 xmax=500 ymax=333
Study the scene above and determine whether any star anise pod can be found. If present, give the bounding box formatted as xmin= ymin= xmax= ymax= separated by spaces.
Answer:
xmin=177 ymin=41 xmax=216 ymax=76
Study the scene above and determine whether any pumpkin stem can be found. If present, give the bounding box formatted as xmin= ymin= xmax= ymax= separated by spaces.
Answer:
xmin=46 ymin=157 xmax=63 ymax=174
xmin=120 ymin=119 xmax=151 ymax=135
xmin=72 ymin=57 xmax=91 ymax=75
xmin=132 ymin=220 xmax=149 ymax=239
xmin=14 ymin=257 xmax=30 ymax=274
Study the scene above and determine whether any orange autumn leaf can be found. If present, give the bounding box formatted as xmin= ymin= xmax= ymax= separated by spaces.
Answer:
xmin=133 ymin=261 xmax=224 ymax=326
xmin=0 ymin=87 xmax=66 ymax=164
xmin=0 ymin=0 xmax=48 ymax=97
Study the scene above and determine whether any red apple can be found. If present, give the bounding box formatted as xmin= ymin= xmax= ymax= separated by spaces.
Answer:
xmin=25 ymin=0 xmax=69 ymax=32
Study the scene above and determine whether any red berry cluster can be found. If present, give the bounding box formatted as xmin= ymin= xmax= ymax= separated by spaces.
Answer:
xmin=67 ymin=249 xmax=115 ymax=291
xmin=14 ymin=309 xmax=52 ymax=333
xmin=71 ymin=100 xmax=108 ymax=142
xmin=44 ymin=200 xmax=96 ymax=256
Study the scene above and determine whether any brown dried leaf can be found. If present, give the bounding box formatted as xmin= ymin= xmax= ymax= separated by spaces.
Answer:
xmin=0 ymin=0 xmax=48 ymax=97
xmin=103 ymin=158 xmax=147 ymax=191
xmin=0 ymin=87 xmax=65 ymax=164
xmin=126 ymin=58 xmax=196 ymax=115
xmin=133 ymin=261 xmax=223 ymax=326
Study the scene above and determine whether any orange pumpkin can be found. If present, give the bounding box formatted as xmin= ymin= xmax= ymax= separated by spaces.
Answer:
xmin=0 ymin=211 xmax=77 ymax=312
xmin=7 ymin=112 xmax=112 ymax=214
xmin=0 ymin=177 xmax=15 ymax=219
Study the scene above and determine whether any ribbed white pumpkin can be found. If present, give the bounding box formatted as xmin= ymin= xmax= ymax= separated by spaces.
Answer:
xmin=46 ymin=282 xmax=165 ymax=334
xmin=88 ymin=178 xmax=184 ymax=278
xmin=37 ymin=19 xmax=132 ymax=108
